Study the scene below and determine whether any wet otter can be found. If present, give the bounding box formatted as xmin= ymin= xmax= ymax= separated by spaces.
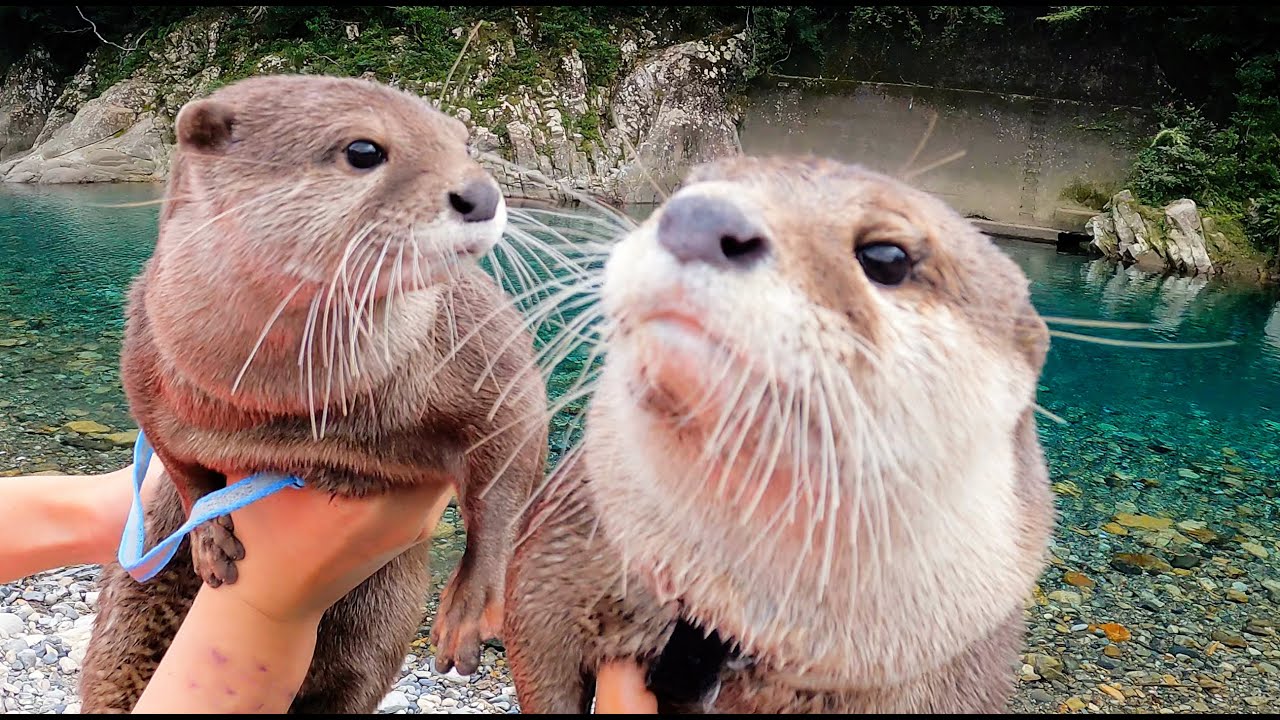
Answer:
xmin=504 ymin=155 xmax=1054 ymax=713
xmin=79 ymin=74 xmax=546 ymax=712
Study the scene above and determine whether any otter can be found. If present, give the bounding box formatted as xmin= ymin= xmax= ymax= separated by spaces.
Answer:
xmin=79 ymin=75 xmax=547 ymax=712
xmin=504 ymin=155 xmax=1054 ymax=713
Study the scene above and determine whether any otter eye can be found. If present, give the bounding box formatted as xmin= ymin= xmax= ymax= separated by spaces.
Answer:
xmin=856 ymin=243 xmax=912 ymax=286
xmin=345 ymin=140 xmax=386 ymax=170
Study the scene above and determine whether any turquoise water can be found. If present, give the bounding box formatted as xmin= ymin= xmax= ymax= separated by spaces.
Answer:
xmin=1 ymin=185 xmax=1278 ymax=515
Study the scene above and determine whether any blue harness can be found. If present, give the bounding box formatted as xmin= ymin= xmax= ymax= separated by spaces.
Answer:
xmin=117 ymin=430 xmax=305 ymax=583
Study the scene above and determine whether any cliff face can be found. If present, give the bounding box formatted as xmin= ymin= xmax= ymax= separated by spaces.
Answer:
xmin=0 ymin=46 xmax=60 ymax=162
xmin=0 ymin=11 xmax=750 ymax=204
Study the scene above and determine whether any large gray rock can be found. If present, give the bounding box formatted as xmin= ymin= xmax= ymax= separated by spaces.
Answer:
xmin=1110 ymin=190 xmax=1165 ymax=270
xmin=611 ymin=30 xmax=749 ymax=203
xmin=1086 ymin=191 xmax=1218 ymax=276
xmin=33 ymin=50 xmax=106 ymax=147
xmin=2 ymin=79 xmax=168 ymax=183
xmin=1085 ymin=213 xmax=1118 ymax=257
xmin=1163 ymin=198 xmax=1213 ymax=274
xmin=2 ymin=14 xmax=228 ymax=184
xmin=0 ymin=46 xmax=61 ymax=161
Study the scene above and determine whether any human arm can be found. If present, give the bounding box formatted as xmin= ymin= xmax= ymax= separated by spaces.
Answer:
xmin=0 ymin=460 xmax=165 ymax=584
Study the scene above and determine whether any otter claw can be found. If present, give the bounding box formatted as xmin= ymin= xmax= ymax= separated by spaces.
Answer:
xmin=191 ymin=515 xmax=243 ymax=587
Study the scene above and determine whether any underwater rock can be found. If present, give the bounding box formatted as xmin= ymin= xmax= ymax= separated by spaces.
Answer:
xmin=1212 ymin=629 xmax=1248 ymax=648
xmin=100 ymin=431 xmax=139 ymax=447
xmin=63 ymin=420 xmax=110 ymax=435
xmin=1111 ymin=552 xmax=1172 ymax=575
xmin=1113 ymin=513 xmax=1173 ymax=531
xmin=1064 ymin=571 xmax=1095 ymax=588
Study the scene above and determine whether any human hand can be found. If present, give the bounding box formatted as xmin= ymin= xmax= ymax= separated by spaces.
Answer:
xmin=215 ymin=475 xmax=454 ymax=625
xmin=133 ymin=474 xmax=453 ymax=714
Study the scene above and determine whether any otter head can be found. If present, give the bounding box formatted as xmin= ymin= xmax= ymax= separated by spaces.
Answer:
xmin=144 ymin=75 xmax=505 ymax=410
xmin=588 ymin=156 xmax=1052 ymax=686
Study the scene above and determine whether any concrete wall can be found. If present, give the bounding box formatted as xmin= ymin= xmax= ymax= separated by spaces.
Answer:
xmin=740 ymin=78 xmax=1154 ymax=232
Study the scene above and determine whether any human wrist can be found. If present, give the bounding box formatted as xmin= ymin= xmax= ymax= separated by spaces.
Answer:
xmin=79 ymin=469 xmax=134 ymax=566
xmin=214 ymin=569 xmax=329 ymax=628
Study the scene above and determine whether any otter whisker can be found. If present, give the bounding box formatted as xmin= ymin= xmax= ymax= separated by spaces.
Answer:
xmin=897 ymin=108 xmax=939 ymax=179
xmin=480 ymin=294 xmax=600 ymax=399
xmin=232 ymin=280 xmax=306 ymax=395
xmin=299 ymin=291 xmax=323 ymax=440
xmin=697 ymin=362 xmax=758 ymax=481
xmin=710 ymin=379 xmax=769 ymax=502
xmin=422 ymin=276 xmax=598 ymax=387
xmin=468 ymin=367 xmax=604 ymax=456
xmin=479 ymin=152 xmax=637 ymax=229
xmin=385 ymin=242 xmax=407 ymax=365
xmin=901 ymin=149 xmax=967 ymax=181
xmin=1040 ymin=316 xmax=1153 ymax=330
xmin=1048 ymin=329 xmax=1234 ymax=350
xmin=1034 ymin=403 xmax=1068 ymax=425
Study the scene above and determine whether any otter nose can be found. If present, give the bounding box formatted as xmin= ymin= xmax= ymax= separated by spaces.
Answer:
xmin=656 ymin=194 xmax=770 ymax=269
xmin=448 ymin=178 xmax=500 ymax=223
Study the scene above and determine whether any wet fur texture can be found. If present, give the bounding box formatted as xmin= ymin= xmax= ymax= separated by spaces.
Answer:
xmin=79 ymin=75 xmax=546 ymax=712
xmin=505 ymin=156 xmax=1054 ymax=713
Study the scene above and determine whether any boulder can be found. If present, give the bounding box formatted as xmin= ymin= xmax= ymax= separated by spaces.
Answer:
xmin=0 ymin=46 xmax=60 ymax=161
xmin=2 ymin=79 xmax=168 ymax=183
xmin=611 ymin=30 xmax=750 ymax=203
xmin=1162 ymin=198 xmax=1213 ymax=274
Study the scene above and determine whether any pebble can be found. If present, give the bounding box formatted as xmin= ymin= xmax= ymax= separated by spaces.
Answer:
xmin=1241 ymin=542 xmax=1269 ymax=559
xmin=0 ymin=612 xmax=23 ymax=637
xmin=1048 ymin=590 xmax=1082 ymax=606
xmin=379 ymin=691 xmax=411 ymax=713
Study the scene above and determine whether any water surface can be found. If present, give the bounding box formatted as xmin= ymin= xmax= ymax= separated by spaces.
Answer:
xmin=1 ymin=184 xmax=1277 ymax=537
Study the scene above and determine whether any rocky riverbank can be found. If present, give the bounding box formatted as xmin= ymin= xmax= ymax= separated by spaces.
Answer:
xmin=1086 ymin=190 xmax=1273 ymax=281
xmin=0 ymin=10 xmax=748 ymax=205
xmin=5 ymin=471 xmax=1279 ymax=713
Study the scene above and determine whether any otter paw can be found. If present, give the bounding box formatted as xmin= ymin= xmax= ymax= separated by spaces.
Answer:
xmin=430 ymin=578 xmax=504 ymax=676
xmin=190 ymin=515 xmax=244 ymax=588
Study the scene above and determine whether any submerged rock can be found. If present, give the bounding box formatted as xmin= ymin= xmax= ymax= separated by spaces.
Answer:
xmin=1111 ymin=552 xmax=1172 ymax=575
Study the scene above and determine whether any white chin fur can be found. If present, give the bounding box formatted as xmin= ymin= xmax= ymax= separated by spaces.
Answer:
xmin=413 ymin=195 xmax=507 ymax=259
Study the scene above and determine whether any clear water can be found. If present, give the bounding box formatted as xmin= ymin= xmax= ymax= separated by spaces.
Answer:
xmin=2 ymin=184 xmax=1278 ymax=530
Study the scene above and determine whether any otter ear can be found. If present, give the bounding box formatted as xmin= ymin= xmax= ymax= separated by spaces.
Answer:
xmin=176 ymin=99 xmax=236 ymax=152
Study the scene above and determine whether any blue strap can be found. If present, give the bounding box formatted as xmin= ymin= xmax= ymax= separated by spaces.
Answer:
xmin=117 ymin=429 xmax=305 ymax=583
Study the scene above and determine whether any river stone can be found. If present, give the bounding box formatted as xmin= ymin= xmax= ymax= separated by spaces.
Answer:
xmin=1163 ymin=199 xmax=1214 ymax=274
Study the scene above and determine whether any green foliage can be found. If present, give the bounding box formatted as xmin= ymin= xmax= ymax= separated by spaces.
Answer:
xmin=1036 ymin=6 xmax=1101 ymax=25
xmin=731 ymin=5 xmax=1007 ymax=79
xmin=1060 ymin=179 xmax=1116 ymax=210
xmin=1130 ymin=53 xmax=1280 ymax=254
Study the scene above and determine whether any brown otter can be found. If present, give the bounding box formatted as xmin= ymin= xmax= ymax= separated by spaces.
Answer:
xmin=504 ymin=155 xmax=1054 ymax=713
xmin=78 ymin=74 xmax=547 ymax=712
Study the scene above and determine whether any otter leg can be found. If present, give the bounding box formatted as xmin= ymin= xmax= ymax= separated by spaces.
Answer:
xmin=80 ymin=482 xmax=200 ymax=713
xmin=152 ymin=446 xmax=242 ymax=588
xmin=291 ymin=544 xmax=433 ymax=713
xmin=503 ymin=538 xmax=595 ymax=714
xmin=430 ymin=433 xmax=541 ymax=676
